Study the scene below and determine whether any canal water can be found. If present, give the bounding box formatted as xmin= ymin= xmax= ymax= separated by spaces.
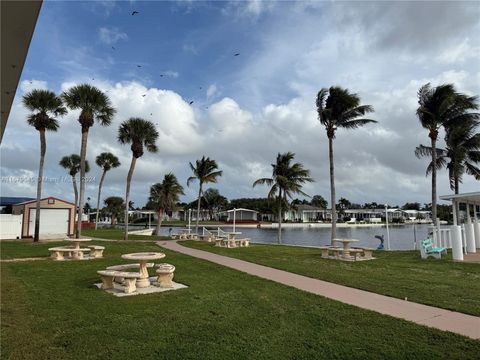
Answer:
xmin=148 ymin=224 xmax=431 ymax=250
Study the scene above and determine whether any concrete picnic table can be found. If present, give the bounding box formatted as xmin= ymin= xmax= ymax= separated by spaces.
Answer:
xmin=121 ymin=252 xmax=165 ymax=288
xmin=64 ymin=237 xmax=91 ymax=250
xmin=333 ymin=238 xmax=359 ymax=258
xmin=226 ymin=232 xmax=242 ymax=240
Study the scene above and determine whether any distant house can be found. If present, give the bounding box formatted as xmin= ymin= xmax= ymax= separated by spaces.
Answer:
xmin=227 ymin=208 xmax=258 ymax=223
xmin=285 ymin=204 xmax=326 ymax=222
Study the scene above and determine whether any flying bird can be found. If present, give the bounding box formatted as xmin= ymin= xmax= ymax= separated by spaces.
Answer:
xmin=199 ymin=86 xmax=202 ymax=90
xmin=131 ymin=11 xmax=139 ymax=16
xmin=137 ymin=65 xmax=142 ymax=68
xmin=142 ymin=94 xmax=146 ymax=97
xmin=234 ymin=53 xmax=240 ymax=56
xmin=189 ymin=101 xmax=194 ymax=105
xmin=111 ymin=46 xmax=116 ymax=50
xmin=159 ymin=74 xmax=164 ymax=77
xmin=150 ymin=113 xmax=153 ymax=116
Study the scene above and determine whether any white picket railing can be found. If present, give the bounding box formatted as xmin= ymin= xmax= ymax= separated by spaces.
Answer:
xmin=202 ymin=227 xmax=213 ymax=236
xmin=217 ymin=227 xmax=228 ymax=238
xmin=430 ymin=226 xmax=452 ymax=249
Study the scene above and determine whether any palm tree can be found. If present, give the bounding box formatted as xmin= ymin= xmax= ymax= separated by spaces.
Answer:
xmin=94 ymin=152 xmax=120 ymax=230
xmin=118 ymin=117 xmax=159 ymax=240
xmin=149 ymin=174 xmax=185 ymax=235
xmin=415 ymin=119 xmax=480 ymax=194
xmin=104 ymin=196 xmax=125 ymax=226
xmin=59 ymin=154 xmax=90 ymax=236
xmin=316 ymin=86 xmax=375 ymax=245
xmin=253 ymin=152 xmax=313 ymax=244
xmin=62 ymin=84 xmax=115 ymax=238
xmin=187 ymin=156 xmax=223 ymax=234
xmin=415 ymin=83 xmax=479 ymax=222
xmin=23 ymin=89 xmax=66 ymax=242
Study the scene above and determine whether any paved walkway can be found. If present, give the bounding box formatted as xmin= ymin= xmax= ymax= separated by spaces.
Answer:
xmin=158 ymin=241 xmax=480 ymax=340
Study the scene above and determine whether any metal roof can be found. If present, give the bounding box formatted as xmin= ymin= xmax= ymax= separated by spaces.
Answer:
xmin=439 ymin=192 xmax=480 ymax=204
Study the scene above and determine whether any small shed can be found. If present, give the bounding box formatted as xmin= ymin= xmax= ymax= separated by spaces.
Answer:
xmin=12 ymin=197 xmax=75 ymax=238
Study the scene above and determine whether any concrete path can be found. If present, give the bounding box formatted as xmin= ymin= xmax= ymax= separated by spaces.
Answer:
xmin=158 ymin=241 xmax=480 ymax=340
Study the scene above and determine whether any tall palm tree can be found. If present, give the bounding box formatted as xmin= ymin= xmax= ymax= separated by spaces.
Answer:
xmin=118 ymin=117 xmax=159 ymax=240
xmin=59 ymin=154 xmax=90 ymax=236
xmin=187 ymin=156 xmax=223 ymax=234
xmin=415 ymin=83 xmax=479 ymax=223
xmin=415 ymin=119 xmax=480 ymax=194
xmin=94 ymin=152 xmax=120 ymax=230
xmin=253 ymin=152 xmax=313 ymax=244
xmin=316 ymin=86 xmax=375 ymax=244
xmin=149 ymin=173 xmax=185 ymax=235
xmin=62 ymin=84 xmax=115 ymax=238
xmin=23 ymin=89 xmax=66 ymax=242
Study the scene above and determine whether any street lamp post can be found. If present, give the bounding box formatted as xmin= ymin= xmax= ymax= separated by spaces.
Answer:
xmin=188 ymin=208 xmax=191 ymax=231
xmin=385 ymin=204 xmax=391 ymax=250
xmin=233 ymin=208 xmax=236 ymax=233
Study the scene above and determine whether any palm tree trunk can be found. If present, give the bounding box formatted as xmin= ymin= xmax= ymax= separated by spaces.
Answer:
xmin=196 ymin=184 xmax=202 ymax=234
xmin=454 ymin=176 xmax=459 ymax=195
xmin=277 ymin=189 xmax=282 ymax=244
xmin=95 ymin=169 xmax=107 ymax=230
xmin=328 ymin=136 xmax=336 ymax=245
xmin=430 ymin=136 xmax=437 ymax=224
xmin=33 ymin=129 xmax=46 ymax=242
xmin=71 ymin=175 xmax=78 ymax=237
xmin=76 ymin=129 xmax=89 ymax=238
xmin=156 ymin=209 xmax=164 ymax=235
xmin=124 ymin=156 xmax=137 ymax=240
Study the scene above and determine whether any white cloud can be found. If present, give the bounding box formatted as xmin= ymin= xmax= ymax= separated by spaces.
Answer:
xmin=208 ymin=98 xmax=252 ymax=138
xmin=206 ymin=84 xmax=219 ymax=100
xmin=436 ymin=38 xmax=480 ymax=65
xmin=98 ymin=27 xmax=128 ymax=45
xmin=161 ymin=70 xmax=179 ymax=78
xmin=20 ymin=79 xmax=49 ymax=93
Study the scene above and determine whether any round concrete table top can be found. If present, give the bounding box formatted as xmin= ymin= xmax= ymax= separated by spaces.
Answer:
xmin=121 ymin=252 xmax=166 ymax=261
xmin=64 ymin=238 xmax=92 ymax=242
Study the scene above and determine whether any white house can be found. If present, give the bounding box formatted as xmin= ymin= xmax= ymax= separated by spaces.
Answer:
xmin=216 ymin=208 xmax=259 ymax=223
xmin=285 ymin=205 xmax=326 ymax=222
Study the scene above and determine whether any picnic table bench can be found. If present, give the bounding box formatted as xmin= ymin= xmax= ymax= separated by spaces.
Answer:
xmin=88 ymin=245 xmax=105 ymax=258
xmin=49 ymin=247 xmax=91 ymax=260
xmin=97 ymin=270 xmax=142 ymax=294
xmin=215 ymin=238 xmax=251 ymax=248
xmin=156 ymin=263 xmax=176 ymax=288
xmin=320 ymin=246 xmax=373 ymax=260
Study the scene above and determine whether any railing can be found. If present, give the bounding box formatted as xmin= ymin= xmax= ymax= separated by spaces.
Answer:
xmin=429 ymin=226 xmax=452 ymax=249
xmin=217 ymin=227 xmax=228 ymax=238
xmin=430 ymin=225 xmax=468 ymax=254
xmin=202 ymin=227 xmax=213 ymax=236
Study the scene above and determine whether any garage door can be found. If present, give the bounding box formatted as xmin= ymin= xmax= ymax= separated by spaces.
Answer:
xmin=28 ymin=209 xmax=69 ymax=237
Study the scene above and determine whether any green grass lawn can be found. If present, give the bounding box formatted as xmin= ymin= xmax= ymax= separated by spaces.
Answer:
xmin=1 ymin=240 xmax=479 ymax=359
xmin=182 ymin=241 xmax=480 ymax=316
xmin=82 ymin=228 xmax=170 ymax=241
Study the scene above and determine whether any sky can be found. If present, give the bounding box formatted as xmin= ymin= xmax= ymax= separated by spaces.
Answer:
xmin=1 ymin=0 xmax=479 ymax=209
